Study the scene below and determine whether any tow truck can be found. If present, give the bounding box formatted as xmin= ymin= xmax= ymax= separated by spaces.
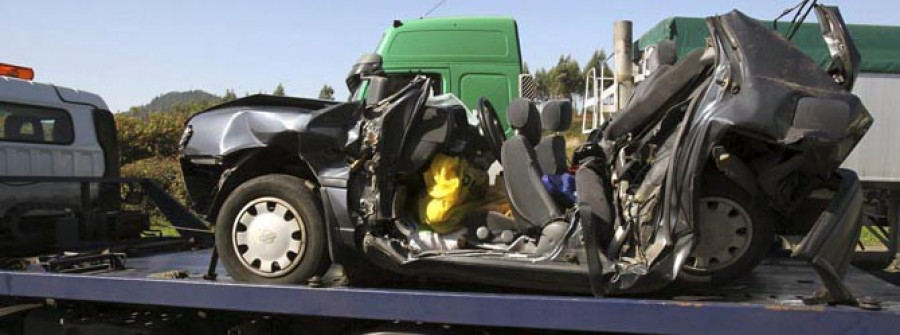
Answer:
xmin=2 ymin=6 xmax=900 ymax=335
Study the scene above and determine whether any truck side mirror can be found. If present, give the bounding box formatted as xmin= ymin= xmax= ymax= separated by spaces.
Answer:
xmin=518 ymin=74 xmax=537 ymax=100
xmin=346 ymin=53 xmax=384 ymax=93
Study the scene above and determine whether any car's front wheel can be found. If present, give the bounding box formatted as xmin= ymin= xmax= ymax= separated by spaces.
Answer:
xmin=216 ymin=174 xmax=327 ymax=284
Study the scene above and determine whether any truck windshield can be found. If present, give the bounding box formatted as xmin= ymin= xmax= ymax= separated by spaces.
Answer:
xmin=350 ymin=73 xmax=443 ymax=103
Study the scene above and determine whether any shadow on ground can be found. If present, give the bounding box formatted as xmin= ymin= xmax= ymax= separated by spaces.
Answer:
xmin=853 ymin=250 xmax=900 ymax=286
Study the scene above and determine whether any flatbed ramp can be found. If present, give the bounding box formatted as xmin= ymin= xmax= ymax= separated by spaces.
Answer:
xmin=2 ymin=249 xmax=898 ymax=334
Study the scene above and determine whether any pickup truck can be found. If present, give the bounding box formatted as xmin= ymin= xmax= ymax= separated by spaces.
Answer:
xmin=0 ymin=64 xmax=147 ymax=255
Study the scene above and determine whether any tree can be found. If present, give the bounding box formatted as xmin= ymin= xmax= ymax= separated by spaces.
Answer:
xmin=534 ymin=68 xmax=552 ymax=101
xmin=318 ymin=85 xmax=335 ymax=101
xmin=583 ymin=49 xmax=614 ymax=89
xmin=549 ymin=55 xmax=582 ymax=101
xmin=223 ymin=89 xmax=237 ymax=102
xmin=273 ymin=83 xmax=286 ymax=96
xmin=522 ymin=62 xmax=531 ymax=75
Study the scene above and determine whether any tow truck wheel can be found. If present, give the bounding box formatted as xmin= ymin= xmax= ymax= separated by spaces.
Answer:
xmin=679 ymin=174 xmax=775 ymax=285
xmin=216 ymin=174 xmax=327 ymax=284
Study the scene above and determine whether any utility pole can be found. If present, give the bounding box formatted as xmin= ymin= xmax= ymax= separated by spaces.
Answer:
xmin=614 ymin=20 xmax=634 ymax=109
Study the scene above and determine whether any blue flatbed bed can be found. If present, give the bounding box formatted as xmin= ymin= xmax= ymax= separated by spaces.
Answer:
xmin=1 ymin=248 xmax=898 ymax=333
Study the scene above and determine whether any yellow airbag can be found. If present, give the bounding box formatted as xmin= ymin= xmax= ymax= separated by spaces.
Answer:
xmin=417 ymin=154 xmax=487 ymax=233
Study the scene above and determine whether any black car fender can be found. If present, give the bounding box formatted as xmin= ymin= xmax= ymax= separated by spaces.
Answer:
xmin=201 ymin=144 xmax=317 ymax=220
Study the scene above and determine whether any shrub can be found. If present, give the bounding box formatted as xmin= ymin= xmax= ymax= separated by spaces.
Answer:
xmin=115 ymin=101 xmax=219 ymax=235
xmin=116 ymin=112 xmax=187 ymax=166
xmin=115 ymin=101 xmax=218 ymax=166
xmin=121 ymin=156 xmax=187 ymax=235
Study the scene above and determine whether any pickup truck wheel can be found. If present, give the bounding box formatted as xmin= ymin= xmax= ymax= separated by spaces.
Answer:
xmin=678 ymin=175 xmax=775 ymax=285
xmin=216 ymin=174 xmax=327 ymax=284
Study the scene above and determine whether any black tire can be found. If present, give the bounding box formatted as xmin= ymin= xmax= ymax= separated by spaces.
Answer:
xmin=678 ymin=173 xmax=776 ymax=285
xmin=215 ymin=174 xmax=328 ymax=284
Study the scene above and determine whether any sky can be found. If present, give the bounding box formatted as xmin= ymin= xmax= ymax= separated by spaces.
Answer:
xmin=4 ymin=1 xmax=898 ymax=111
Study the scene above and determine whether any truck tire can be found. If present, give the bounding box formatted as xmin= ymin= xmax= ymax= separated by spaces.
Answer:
xmin=678 ymin=173 xmax=775 ymax=285
xmin=216 ymin=174 xmax=327 ymax=284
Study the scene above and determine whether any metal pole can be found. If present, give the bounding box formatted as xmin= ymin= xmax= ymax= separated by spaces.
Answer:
xmin=204 ymin=248 xmax=219 ymax=280
xmin=614 ymin=20 xmax=634 ymax=109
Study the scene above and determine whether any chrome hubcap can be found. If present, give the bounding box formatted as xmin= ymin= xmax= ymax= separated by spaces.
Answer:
xmin=685 ymin=197 xmax=752 ymax=272
xmin=232 ymin=197 xmax=306 ymax=277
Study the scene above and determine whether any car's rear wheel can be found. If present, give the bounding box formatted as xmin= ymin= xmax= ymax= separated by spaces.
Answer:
xmin=679 ymin=175 xmax=775 ymax=285
xmin=216 ymin=174 xmax=327 ymax=284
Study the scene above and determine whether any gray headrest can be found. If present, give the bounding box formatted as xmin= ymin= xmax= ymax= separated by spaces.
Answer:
xmin=3 ymin=115 xmax=23 ymax=134
xmin=4 ymin=115 xmax=42 ymax=141
xmin=645 ymin=40 xmax=677 ymax=72
xmin=507 ymin=98 xmax=541 ymax=144
xmin=541 ymin=100 xmax=573 ymax=132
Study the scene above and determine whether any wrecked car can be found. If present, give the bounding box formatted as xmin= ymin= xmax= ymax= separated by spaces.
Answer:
xmin=180 ymin=5 xmax=871 ymax=303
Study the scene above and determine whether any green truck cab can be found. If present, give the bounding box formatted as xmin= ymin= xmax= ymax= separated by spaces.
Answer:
xmin=370 ymin=17 xmax=528 ymax=132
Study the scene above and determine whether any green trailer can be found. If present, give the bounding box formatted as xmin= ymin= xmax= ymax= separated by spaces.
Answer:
xmin=635 ymin=16 xmax=900 ymax=74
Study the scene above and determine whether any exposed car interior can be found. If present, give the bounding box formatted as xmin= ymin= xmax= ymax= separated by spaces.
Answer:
xmin=354 ymin=41 xmax=719 ymax=262
xmin=350 ymin=7 xmax=869 ymax=298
